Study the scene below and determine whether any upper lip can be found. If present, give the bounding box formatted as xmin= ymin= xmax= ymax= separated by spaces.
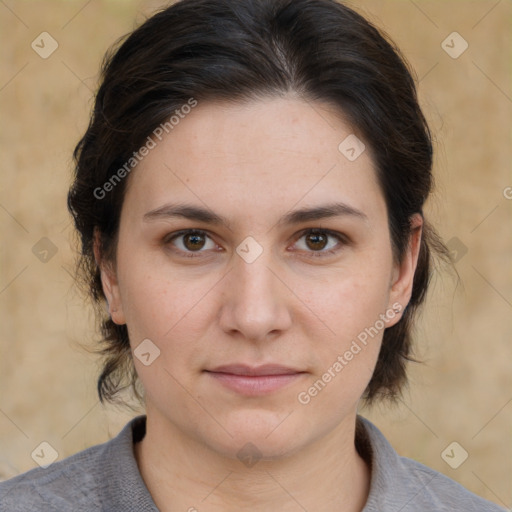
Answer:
xmin=206 ymin=364 xmax=304 ymax=376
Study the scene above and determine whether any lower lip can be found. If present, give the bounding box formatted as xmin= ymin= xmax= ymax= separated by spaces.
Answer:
xmin=205 ymin=371 xmax=305 ymax=396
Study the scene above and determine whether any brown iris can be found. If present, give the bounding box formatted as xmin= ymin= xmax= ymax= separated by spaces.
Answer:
xmin=304 ymin=231 xmax=328 ymax=251
xmin=183 ymin=232 xmax=206 ymax=251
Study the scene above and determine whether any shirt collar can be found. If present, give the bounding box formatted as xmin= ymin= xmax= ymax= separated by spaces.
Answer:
xmin=109 ymin=414 xmax=404 ymax=511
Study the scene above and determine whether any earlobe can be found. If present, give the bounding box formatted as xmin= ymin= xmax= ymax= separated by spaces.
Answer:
xmin=387 ymin=214 xmax=423 ymax=323
xmin=99 ymin=267 xmax=126 ymax=324
xmin=93 ymin=228 xmax=126 ymax=325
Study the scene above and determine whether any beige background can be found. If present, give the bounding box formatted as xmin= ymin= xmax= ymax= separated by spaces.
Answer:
xmin=0 ymin=0 xmax=511 ymax=508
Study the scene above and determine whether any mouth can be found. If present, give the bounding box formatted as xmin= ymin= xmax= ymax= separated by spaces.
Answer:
xmin=207 ymin=364 xmax=305 ymax=376
xmin=204 ymin=364 xmax=307 ymax=396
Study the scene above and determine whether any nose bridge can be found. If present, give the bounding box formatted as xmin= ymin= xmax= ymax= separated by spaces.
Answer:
xmin=218 ymin=245 xmax=292 ymax=341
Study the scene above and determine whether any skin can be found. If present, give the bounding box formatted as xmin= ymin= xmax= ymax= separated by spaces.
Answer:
xmin=96 ymin=95 xmax=422 ymax=512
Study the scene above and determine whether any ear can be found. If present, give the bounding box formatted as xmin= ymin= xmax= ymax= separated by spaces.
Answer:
xmin=93 ymin=228 xmax=126 ymax=325
xmin=386 ymin=213 xmax=423 ymax=327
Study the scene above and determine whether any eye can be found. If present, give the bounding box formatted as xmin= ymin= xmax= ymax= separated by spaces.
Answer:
xmin=292 ymin=228 xmax=347 ymax=257
xmin=164 ymin=228 xmax=348 ymax=259
xmin=164 ymin=229 xmax=218 ymax=257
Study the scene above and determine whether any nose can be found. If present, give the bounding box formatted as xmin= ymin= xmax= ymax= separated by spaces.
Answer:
xmin=217 ymin=247 xmax=293 ymax=343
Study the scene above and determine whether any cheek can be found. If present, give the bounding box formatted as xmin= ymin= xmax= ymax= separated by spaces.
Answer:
xmin=120 ymin=272 xmax=207 ymax=339
xmin=294 ymin=284 xmax=386 ymax=418
xmin=298 ymin=261 xmax=392 ymax=342
xmin=116 ymin=249 xmax=221 ymax=364
xmin=118 ymin=263 xmax=213 ymax=403
xmin=293 ymin=261 xmax=392 ymax=395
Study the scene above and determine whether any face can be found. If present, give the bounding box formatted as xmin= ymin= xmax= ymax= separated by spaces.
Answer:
xmin=98 ymin=95 xmax=421 ymax=459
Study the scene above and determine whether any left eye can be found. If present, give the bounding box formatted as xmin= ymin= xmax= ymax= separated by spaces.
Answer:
xmin=293 ymin=229 xmax=345 ymax=256
xmin=164 ymin=229 xmax=345 ymax=258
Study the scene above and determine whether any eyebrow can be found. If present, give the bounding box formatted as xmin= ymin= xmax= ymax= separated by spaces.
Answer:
xmin=143 ymin=201 xmax=368 ymax=228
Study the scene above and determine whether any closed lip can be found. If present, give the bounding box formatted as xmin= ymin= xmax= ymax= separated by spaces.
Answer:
xmin=205 ymin=364 xmax=305 ymax=376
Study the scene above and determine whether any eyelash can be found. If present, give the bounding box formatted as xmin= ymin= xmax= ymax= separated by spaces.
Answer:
xmin=163 ymin=228 xmax=348 ymax=259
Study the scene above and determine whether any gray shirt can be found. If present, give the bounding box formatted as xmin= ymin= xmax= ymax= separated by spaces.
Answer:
xmin=0 ymin=415 xmax=506 ymax=511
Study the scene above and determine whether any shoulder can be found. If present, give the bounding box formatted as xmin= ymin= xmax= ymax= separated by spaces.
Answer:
xmin=393 ymin=455 xmax=506 ymax=512
xmin=0 ymin=415 xmax=154 ymax=512
xmin=358 ymin=416 xmax=507 ymax=512
xmin=0 ymin=439 xmax=108 ymax=511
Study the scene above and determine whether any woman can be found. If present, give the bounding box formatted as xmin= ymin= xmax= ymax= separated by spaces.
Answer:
xmin=0 ymin=0 xmax=506 ymax=510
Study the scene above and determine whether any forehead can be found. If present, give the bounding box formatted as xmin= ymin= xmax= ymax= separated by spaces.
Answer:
xmin=122 ymin=96 xmax=385 ymax=226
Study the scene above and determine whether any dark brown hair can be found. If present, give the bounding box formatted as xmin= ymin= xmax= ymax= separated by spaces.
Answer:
xmin=68 ymin=0 xmax=449 ymax=406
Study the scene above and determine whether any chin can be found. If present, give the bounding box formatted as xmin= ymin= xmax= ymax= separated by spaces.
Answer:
xmin=206 ymin=408 xmax=309 ymax=462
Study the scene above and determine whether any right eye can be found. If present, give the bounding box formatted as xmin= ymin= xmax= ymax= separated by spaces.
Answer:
xmin=164 ymin=229 xmax=220 ymax=258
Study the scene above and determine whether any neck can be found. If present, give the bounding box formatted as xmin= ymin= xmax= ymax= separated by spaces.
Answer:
xmin=134 ymin=407 xmax=370 ymax=512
